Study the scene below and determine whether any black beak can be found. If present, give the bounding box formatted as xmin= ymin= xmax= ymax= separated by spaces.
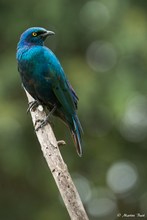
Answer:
xmin=42 ymin=30 xmax=55 ymax=38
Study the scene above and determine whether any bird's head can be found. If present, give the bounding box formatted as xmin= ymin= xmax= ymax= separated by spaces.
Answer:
xmin=18 ymin=27 xmax=55 ymax=47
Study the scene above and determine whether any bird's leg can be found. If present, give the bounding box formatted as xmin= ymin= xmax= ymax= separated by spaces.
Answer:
xmin=35 ymin=105 xmax=56 ymax=131
xmin=27 ymin=100 xmax=41 ymax=113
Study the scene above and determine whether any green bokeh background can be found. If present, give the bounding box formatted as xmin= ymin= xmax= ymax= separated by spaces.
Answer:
xmin=0 ymin=0 xmax=147 ymax=219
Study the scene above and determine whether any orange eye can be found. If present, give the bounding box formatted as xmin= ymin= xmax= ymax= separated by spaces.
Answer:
xmin=32 ymin=32 xmax=37 ymax=37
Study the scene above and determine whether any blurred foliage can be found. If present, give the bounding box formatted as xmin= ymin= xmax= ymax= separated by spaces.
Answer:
xmin=1 ymin=0 xmax=147 ymax=219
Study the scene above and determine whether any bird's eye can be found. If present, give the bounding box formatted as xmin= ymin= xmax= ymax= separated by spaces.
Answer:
xmin=32 ymin=32 xmax=37 ymax=37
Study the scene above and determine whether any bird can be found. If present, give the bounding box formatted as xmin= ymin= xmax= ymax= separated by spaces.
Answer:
xmin=16 ymin=27 xmax=83 ymax=156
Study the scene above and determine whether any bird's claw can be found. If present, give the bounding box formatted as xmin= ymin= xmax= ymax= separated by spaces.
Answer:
xmin=35 ymin=105 xmax=57 ymax=131
xmin=35 ymin=115 xmax=53 ymax=131
xmin=27 ymin=100 xmax=40 ymax=113
xmin=35 ymin=119 xmax=48 ymax=131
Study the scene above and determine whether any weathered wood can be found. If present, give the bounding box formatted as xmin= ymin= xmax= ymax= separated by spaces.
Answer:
xmin=25 ymin=91 xmax=89 ymax=220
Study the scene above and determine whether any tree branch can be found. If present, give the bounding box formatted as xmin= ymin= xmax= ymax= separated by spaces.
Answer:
xmin=25 ymin=91 xmax=89 ymax=220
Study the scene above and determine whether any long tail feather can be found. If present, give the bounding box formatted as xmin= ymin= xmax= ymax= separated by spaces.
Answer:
xmin=72 ymin=115 xmax=83 ymax=157
xmin=53 ymin=109 xmax=83 ymax=156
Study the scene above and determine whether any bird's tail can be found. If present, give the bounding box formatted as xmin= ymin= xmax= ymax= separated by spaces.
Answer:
xmin=53 ymin=109 xmax=83 ymax=156
xmin=71 ymin=114 xmax=83 ymax=157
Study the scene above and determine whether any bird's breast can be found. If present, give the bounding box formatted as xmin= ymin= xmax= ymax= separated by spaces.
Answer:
xmin=17 ymin=46 xmax=58 ymax=105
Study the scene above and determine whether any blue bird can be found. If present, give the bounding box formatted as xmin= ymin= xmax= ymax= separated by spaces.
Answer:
xmin=16 ymin=27 xmax=83 ymax=156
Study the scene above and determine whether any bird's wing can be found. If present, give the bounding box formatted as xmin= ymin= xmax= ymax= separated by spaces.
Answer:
xmin=66 ymin=80 xmax=79 ymax=109
xmin=52 ymin=68 xmax=77 ymax=115
xmin=43 ymin=47 xmax=78 ymax=114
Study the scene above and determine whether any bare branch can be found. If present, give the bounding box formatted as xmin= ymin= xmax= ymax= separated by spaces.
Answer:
xmin=25 ymin=91 xmax=89 ymax=220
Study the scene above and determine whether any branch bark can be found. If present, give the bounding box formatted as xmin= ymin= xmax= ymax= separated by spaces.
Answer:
xmin=25 ymin=91 xmax=89 ymax=220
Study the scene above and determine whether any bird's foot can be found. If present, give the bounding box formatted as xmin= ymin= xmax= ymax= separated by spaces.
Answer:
xmin=35 ymin=118 xmax=48 ymax=131
xmin=57 ymin=140 xmax=66 ymax=147
xmin=27 ymin=100 xmax=41 ymax=113
xmin=35 ymin=105 xmax=57 ymax=131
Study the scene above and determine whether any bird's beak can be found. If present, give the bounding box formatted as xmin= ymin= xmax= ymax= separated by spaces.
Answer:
xmin=42 ymin=30 xmax=55 ymax=38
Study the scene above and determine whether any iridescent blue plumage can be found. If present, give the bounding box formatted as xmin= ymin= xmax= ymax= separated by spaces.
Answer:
xmin=16 ymin=27 xmax=83 ymax=156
